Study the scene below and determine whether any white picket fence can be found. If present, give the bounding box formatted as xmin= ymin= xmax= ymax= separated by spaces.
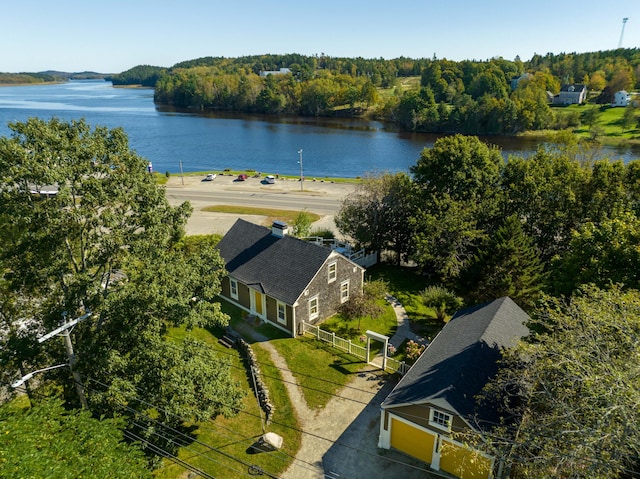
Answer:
xmin=301 ymin=322 xmax=409 ymax=375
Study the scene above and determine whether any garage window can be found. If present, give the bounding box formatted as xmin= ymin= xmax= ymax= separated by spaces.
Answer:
xmin=429 ymin=409 xmax=452 ymax=431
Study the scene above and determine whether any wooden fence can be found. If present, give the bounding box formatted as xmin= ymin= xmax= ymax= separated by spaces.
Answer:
xmin=301 ymin=322 xmax=409 ymax=375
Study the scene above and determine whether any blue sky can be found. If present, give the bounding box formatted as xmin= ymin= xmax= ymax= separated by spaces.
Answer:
xmin=2 ymin=0 xmax=639 ymax=73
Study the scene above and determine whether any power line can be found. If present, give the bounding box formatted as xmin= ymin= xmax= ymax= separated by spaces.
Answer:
xmin=165 ymin=333 xmax=384 ymax=400
xmin=85 ymin=376 xmax=438 ymax=478
xmin=124 ymin=429 xmax=218 ymax=479
xmin=85 ymin=379 xmax=281 ymax=479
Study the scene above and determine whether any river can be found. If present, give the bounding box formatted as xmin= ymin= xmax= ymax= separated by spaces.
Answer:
xmin=0 ymin=80 xmax=637 ymax=178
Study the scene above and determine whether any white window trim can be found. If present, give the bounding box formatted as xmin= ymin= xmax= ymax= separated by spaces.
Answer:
xmin=309 ymin=295 xmax=319 ymax=320
xmin=277 ymin=301 xmax=287 ymax=325
xmin=229 ymin=278 xmax=239 ymax=300
xmin=340 ymin=280 xmax=350 ymax=303
xmin=429 ymin=409 xmax=452 ymax=432
xmin=327 ymin=262 xmax=337 ymax=283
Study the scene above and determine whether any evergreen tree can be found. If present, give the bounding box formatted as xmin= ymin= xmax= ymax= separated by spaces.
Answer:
xmin=460 ymin=215 xmax=544 ymax=309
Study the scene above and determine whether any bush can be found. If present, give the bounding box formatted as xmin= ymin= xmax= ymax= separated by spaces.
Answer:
xmin=404 ymin=339 xmax=426 ymax=362
xmin=310 ymin=228 xmax=336 ymax=240
xmin=421 ymin=285 xmax=463 ymax=322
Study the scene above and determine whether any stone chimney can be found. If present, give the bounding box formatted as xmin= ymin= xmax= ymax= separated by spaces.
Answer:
xmin=271 ymin=220 xmax=288 ymax=238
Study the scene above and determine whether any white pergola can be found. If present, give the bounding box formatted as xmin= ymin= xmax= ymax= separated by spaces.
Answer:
xmin=365 ymin=330 xmax=389 ymax=370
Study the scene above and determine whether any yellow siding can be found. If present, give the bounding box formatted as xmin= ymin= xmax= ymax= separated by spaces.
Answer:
xmin=390 ymin=418 xmax=435 ymax=464
xmin=440 ymin=439 xmax=492 ymax=479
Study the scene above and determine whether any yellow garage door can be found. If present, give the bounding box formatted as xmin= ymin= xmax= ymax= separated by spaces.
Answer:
xmin=440 ymin=438 xmax=492 ymax=479
xmin=390 ymin=418 xmax=435 ymax=464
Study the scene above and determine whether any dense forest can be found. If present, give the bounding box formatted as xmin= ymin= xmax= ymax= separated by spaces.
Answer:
xmin=0 ymin=71 xmax=107 ymax=84
xmin=337 ymin=133 xmax=640 ymax=307
xmin=110 ymin=50 xmax=640 ymax=135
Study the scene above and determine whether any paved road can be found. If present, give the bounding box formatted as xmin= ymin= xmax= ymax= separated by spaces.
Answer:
xmin=164 ymin=175 xmax=356 ymax=236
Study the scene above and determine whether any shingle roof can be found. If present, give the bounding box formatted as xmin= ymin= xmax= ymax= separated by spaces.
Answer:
xmin=381 ymin=297 xmax=530 ymax=428
xmin=216 ymin=219 xmax=333 ymax=305
xmin=560 ymin=83 xmax=586 ymax=92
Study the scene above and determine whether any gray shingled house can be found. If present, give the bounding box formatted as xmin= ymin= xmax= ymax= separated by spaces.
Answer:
xmin=216 ymin=219 xmax=365 ymax=337
xmin=378 ymin=297 xmax=530 ymax=479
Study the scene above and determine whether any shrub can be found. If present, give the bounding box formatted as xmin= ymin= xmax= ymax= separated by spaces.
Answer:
xmin=421 ymin=285 xmax=463 ymax=322
xmin=405 ymin=339 xmax=426 ymax=362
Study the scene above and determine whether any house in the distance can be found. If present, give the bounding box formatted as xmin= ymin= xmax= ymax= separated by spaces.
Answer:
xmin=216 ymin=219 xmax=365 ymax=336
xmin=509 ymin=73 xmax=532 ymax=90
xmin=378 ymin=297 xmax=530 ymax=479
xmin=553 ymin=84 xmax=587 ymax=105
xmin=612 ymin=90 xmax=632 ymax=107
xmin=259 ymin=67 xmax=291 ymax=77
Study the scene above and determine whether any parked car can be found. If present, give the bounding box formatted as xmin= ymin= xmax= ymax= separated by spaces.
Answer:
xmin=265 ymin=175 xmax=276 ymax=184
xmin=237 ymin=174 xmax=248 ymax=181
xmin=205 ymin=173 xmax=216 ymax=181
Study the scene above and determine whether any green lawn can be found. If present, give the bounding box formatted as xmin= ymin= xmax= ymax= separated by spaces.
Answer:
xmin=157 ymin=297 xmax=376 ymax=477
xmin=557 ymin=104 xmax=640 ymax=141
xmin=319 ymin=299 xmax=397 ymax=341
xmin=159 ymin=303 xmax=301 ymax=479
xmin=201 ymin=205 xmax=321 ymax=226
xmin=268 ymin=335 xmax=370 ymax=410
xmin=366 ymin=264 xmax=445 ymax=340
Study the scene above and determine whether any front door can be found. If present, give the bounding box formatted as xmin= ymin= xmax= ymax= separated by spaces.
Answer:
xmin=253 ymin=290 xmax=264 ymax=316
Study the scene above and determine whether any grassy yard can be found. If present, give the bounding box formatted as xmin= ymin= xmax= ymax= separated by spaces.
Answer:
xmin=159 ymin=303 xmax=301 ymax=479
xmin=557 ymin=104 xmax=640 ymax=142
xmin=201 ymin=205 xmax=320 ymax=226
xmin=157 ymin=297 xmax=374 ymax=477
xmin=319 ymin=299 xmax=397 ymax=342
xmin=366 ymin=264 xmax=445 ymax=340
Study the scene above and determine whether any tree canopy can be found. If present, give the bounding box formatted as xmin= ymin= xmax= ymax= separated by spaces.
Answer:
xmin=0 ymin=398 xmax=151 ymax=478
xmin=133 ymin=48 xmax=640 ymax=134
xmin=479 ymin=285 xmax=640 ymax=478
xmin=0 ymin=118 xmax=243 ymax=451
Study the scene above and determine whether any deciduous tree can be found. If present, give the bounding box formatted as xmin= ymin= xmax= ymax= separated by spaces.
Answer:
xmin=0 ymin=118 xmax=243 ymax=436
xmin=0 ymin=398 xmax=151 ymax=478
xmin=480 ymin=285 xmax=640 ymax=479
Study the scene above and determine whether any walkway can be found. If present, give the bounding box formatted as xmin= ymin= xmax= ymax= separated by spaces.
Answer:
xmin=385 ymin=293 xmax=427 ymax=349
xmin=231 ymin=295 xmax=433 ymax=479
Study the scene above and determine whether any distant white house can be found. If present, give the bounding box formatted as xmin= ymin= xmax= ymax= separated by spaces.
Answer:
xmin=612 ymin=90 xmax=632 ymax=107
xmin=509 ymin=73 xmax=532 ymax=90
xmin=259 ymin=68 xmax=291 ymax=77
xmin=553 ymin=84 xmax=587 ymax=105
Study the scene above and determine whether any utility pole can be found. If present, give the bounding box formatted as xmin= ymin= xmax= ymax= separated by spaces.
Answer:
xmin=38 ymin=311 xmax=91 ymax=409
xmin=298 ymin=149 xmax=303 ymax=191
xmin=180 ymin=160 xmax=184 ymax=185
xmin=619 ymin=17 xmax=629 ymax=48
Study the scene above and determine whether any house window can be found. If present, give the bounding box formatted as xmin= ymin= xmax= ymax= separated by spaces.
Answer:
xmin=277 ymin=301 xmax=287 ymax=325
xmin=309 ymin=295 xmax=319 ymax=320
xmin=340 ymin=280 xmax=350 ymax=303
xmin=230 ymin=278 xmax=238 ymax=300
xmin=429 ymin=409 xmax=452 ymax=431
xmin=328 ymin=262 xmax=337 ymax=283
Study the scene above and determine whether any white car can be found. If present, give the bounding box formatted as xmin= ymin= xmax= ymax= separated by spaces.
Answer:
xmin=265 ymin=175 xmax=276 ymax=184
xmin=205 ymin=173 xmax=217 ymax=181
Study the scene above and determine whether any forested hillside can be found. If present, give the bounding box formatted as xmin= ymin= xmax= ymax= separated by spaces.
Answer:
xmin=139 ymin=50 xmax=640 ymax=135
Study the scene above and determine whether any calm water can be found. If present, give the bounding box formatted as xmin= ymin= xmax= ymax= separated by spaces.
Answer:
xmin=0 ymin=80 xmax=637 ymax=177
